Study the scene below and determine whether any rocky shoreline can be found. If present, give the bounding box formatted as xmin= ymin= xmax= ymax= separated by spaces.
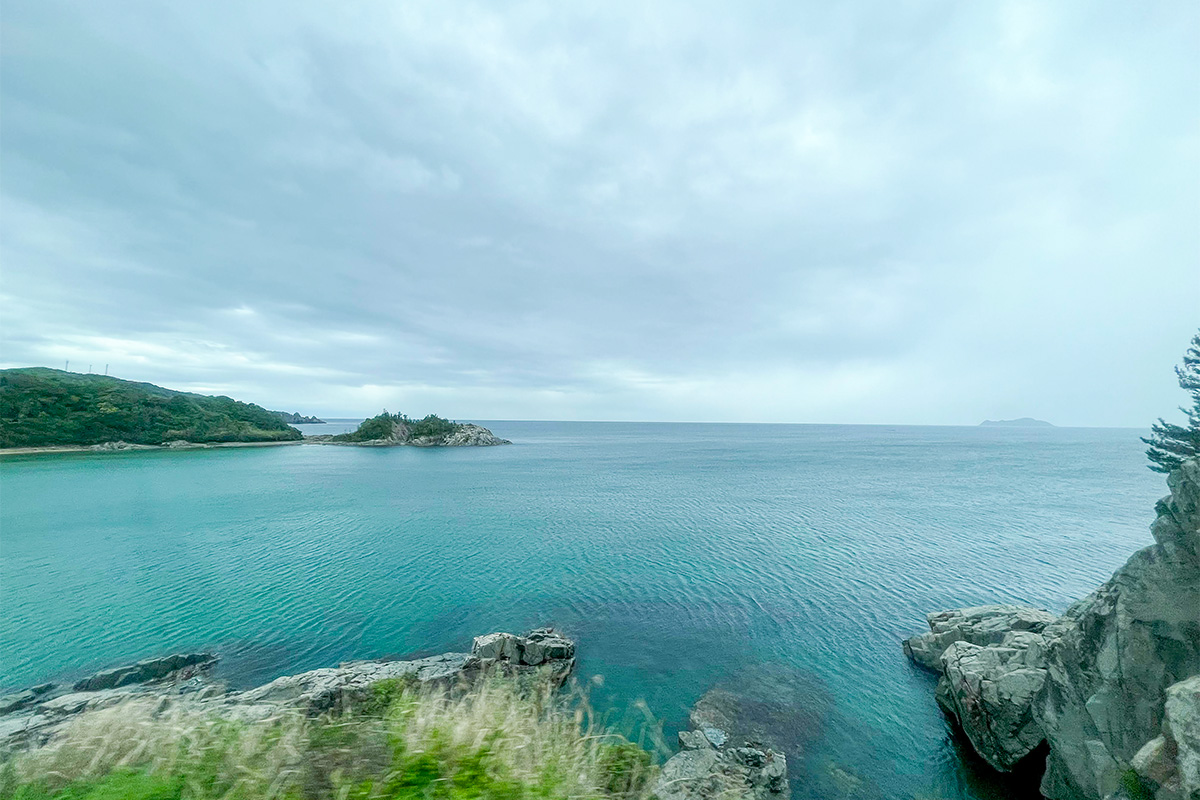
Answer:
xmin=0 ymin=629 xmax=576 ymax=751
xmin=0 ymin=422 xmax=511 ymax=456
xmin=903 ymin=458 xmax=1200 ymax=800
xmin=1 ymin=629 xmax=791 ymax=800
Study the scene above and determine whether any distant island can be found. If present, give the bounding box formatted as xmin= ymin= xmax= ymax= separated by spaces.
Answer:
xmin=271 ymin=411 xmax=325 ymax=424
xmin=308 ymin=411 xmax=511 ymax=447
xmin=979 ymin=417 xmax=1055 ymax=427
xmin=0 ymin=368 xmax=301 ymax=449
xmin=0 ymin=369 xmax=509 ymax=452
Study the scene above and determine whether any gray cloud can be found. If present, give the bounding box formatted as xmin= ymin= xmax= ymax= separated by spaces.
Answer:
xmin=2 ymin=0 xmax=1197 ymax=424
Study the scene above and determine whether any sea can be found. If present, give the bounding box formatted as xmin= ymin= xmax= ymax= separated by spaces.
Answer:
xmin=0 ymin=421 xmax=1165 ymax=799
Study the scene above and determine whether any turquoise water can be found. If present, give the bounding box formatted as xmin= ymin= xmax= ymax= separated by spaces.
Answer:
xmin=0 ymin=423 xmax=1163 ymax=798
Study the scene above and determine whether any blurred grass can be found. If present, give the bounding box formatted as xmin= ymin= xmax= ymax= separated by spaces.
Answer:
xmin=0 ymin=675 xmax=660 ymax=800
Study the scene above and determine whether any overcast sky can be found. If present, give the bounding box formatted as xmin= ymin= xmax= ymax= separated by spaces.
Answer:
xmin=1 ymin=1 xmax=1197 ymax=425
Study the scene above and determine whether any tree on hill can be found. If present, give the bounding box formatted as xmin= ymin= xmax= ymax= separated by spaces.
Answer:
xmin=1143 ymin=330 xmax=1200 ymax=473
xmin=0 ymin=368 xmax=301 ymax=448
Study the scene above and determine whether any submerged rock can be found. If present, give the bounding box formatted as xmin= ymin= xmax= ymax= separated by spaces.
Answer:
xmin=905 ymin=458 xmax=1200 ymax=799
xmin=654 ymin=739 xmax=788 ymax=800
xmin=73 ymin=653 xmax=217 ymax=691
xmin=656 ymin=667 xmax=822 ymax=800
xmin=687 ymin=665 xmax=831 ymax=764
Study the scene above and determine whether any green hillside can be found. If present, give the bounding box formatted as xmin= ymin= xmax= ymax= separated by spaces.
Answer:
xmin=0 ymin=368 xmax=302 ymax=448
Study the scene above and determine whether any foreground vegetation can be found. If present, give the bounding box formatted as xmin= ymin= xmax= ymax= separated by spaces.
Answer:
xmin=0 ymin=677 xmax=657 ymax=800
xmin=331 ymin=411 xmax=463 ymax=443
xmin=0 ymin=369 xmax=301 ymax=448
xmin=1143 ymin=329 xmax=1200 ymax=472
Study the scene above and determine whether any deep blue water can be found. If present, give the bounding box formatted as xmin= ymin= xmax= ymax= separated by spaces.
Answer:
xmin=0 ymin=422 xmax=1164 ymax=799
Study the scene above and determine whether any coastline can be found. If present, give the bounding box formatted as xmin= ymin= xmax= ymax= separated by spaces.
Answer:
xmin=0 ymin=440 xmax=305 ymax=457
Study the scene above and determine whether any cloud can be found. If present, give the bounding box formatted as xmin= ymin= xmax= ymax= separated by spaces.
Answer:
xmin=1 ymin=0 xmax=1196 ymax=424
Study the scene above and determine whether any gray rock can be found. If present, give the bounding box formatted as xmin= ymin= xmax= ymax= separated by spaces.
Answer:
xmin=653 ymin=745 xmax=788 ymax=800
xmin=903 ymin=604 xmax=1057 ymax=672
xmin=0 ymin=684 xmax=53 ymax=715
xmin=906 ymin=458 xmax=1200 ymax=800
xmin=73 ymin=653 xmax=217 ymax=691
xmin=471 ymin=628 xmax=574 ymax=666
xmin=1128 ymin=675 xmax=1200 ymax=800
xmin=679 ymin=729 xmax=712 ymax=750
xmin=472 ymin=632 xmax=521 ymax=661
xmin=935 ymin=632 xmax=1049 ymax=770
xmin=234 ymin=653 xmax=471 ymax=712
xmin=40 ymin=688 xmax=139 ymax=716
xmin=440 ymin=424 xmax=511 ymax=447
xmin=235 ymin=630 xmax=575 ymax=714
xmin=1035 ymin=462 xmax=1200 ymax=800
xmin=1 ymin=630 xmax=577 ymax=753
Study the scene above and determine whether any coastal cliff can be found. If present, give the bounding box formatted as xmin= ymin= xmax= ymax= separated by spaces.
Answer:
xmin=904 ymin=458 xmax=1200 ymax=799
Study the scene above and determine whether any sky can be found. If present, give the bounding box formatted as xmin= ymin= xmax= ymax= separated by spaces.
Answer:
xmin=1 ymin=1 xmax=1197 ymax=426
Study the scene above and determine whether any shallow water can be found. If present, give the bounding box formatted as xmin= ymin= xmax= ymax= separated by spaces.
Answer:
xmin=0 ymin=422 xmax=1162 ymax=798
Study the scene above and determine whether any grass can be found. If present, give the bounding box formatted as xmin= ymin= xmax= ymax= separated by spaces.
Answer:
xmin=0 ymin=675 xmax=660 ymax=800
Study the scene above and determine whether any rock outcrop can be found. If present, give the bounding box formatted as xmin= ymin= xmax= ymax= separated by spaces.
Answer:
xmin=655 ymin=723 xmax=788 ymax=800
xmin=0 ymin=629 xmax=574 ymax=752
xmin=1128 ymin=675 xmax=1200 ymax=800
xmin=935 ymin=631 xmax=1050 ymax=770
xmin=904 ymin=459 xmax=1200 ymax=799
xmin=653 ymin=671 xmax=800 ymax=800
xmin=429 ymin=423 xmax=511 ymax=447
xmin=904 ymin=604 xmax=1057 ymax=671
xmin=72 ymin=653 xmax=216 ymax=691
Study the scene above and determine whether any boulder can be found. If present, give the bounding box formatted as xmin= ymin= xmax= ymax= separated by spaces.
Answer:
xmin=1127 ymin=675 xmax=1200 ymax=800
xmin=903 ymin=605 xmax=1057 ymax=672
xmin=934 ymin=631 xmax=1049 ymax=770
xmin=73 ymin=653 xmax=217 ymax=691
xmin=471 ymin=628 xmax=574 ymax=666
xmin=653 ymin=744 xmax=787 ymax=800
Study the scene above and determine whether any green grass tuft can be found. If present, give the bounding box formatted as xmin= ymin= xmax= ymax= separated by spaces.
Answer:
xmin=0 ymin=675 xmax=663 ymax=800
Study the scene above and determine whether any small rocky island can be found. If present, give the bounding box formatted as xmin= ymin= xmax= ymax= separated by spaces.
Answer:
xmin=306 ymin=411 xmax=510 ymax=447
xmin=979 ymin=417 xmax=1056 ymax=427
xmin=903 ymin=458 xmax=1200 ymax=800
